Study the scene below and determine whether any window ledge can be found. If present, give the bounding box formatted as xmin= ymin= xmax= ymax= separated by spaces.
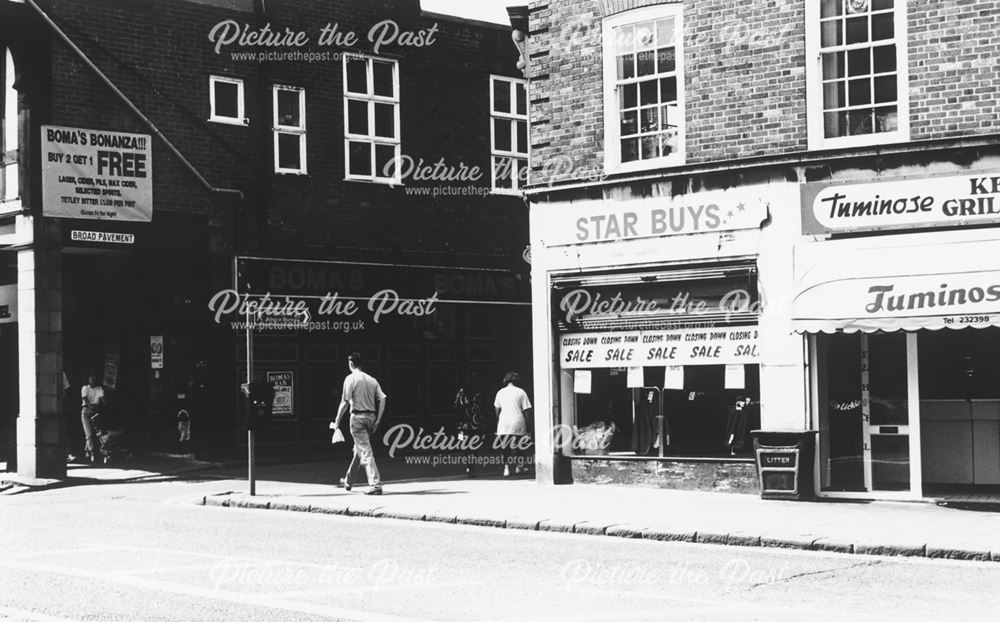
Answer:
xmin=809 ymin=131 xmax=909 ymax=152
xmin=344 ymin=177 xmax=403 ymax=187
xmin=567 ymin=454 xmax=756 ymax=464
xmin=275 ymin=170 xmax=309 ymax=176
xmin=605 ymin=156 xmax=686 ymax=177
xmin=209 ymin=117 xmax=249 ymax=127
xmin=0 ymin=198 xmax=22 ymax=216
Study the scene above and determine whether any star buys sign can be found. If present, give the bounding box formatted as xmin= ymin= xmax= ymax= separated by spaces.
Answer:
xmin=571 ymin=196 xmax=761 ymax=244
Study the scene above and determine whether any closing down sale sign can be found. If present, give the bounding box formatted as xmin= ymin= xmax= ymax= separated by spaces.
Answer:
xmin=41 ymin=125 xmax=153 ymax=222
xmin=559 ymin=326 xmax=760 ymax=369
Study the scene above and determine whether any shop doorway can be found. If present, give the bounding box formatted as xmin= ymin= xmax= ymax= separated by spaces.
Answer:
xmin=813 ymin=332 xmax=920 ymax=497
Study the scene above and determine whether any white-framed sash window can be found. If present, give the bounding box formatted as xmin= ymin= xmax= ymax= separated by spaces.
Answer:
xmin=603 ymin=5 xmax=685 ymax=174
xmin=273 ymin=85 xmax=307 ymax=175
xmin=343 ymin=54 xmax=401 ymax=184
xmin=806 ymin=0 xmax=909 ymax=149
xmin=490 ymin=75 xmax=529 ymax=193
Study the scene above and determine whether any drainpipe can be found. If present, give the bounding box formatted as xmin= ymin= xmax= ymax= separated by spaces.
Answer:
xmin=24 ymin=0 xmax=244 ymax=201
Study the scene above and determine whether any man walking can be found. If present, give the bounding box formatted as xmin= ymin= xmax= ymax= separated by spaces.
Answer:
xmin=333 ymin=352 xmax=387 ymax=495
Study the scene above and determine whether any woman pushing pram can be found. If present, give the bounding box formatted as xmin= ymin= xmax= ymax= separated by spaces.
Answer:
xmin=80 ymin=374 xmax=105 ymax=463
xmin=79 ymin=374 xmax=130 ymax=464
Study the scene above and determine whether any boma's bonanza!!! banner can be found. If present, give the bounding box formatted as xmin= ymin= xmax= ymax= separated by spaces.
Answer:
xmin=41 ymin=125 xmax=153 ymax=222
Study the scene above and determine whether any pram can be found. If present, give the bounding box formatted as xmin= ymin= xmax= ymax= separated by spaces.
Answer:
xmin=88 ymin=410 xmax=132 ymax=464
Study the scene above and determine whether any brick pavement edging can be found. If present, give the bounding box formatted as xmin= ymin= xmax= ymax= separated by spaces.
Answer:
xmin=201 ymin=494 xmax=1000 ymax=564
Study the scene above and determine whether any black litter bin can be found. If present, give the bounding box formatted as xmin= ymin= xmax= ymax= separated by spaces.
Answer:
xmin=751 ymin=430 xmax=817 ymax=500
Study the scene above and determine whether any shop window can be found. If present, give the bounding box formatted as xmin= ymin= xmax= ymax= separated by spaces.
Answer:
xmin=273 ymin=85 xmax=306 ymax=174
xmin=343 ymin=54 xmax=400 ymax=184
xmin=388 ymin=366 xmax=420 ymax=414
xmin=918 ymin=328 xmax=1000 ymax=400
xmin=209 ymin=76 xmax=246 ymax=125
xmin=2 ymin=48 xmax=18 ymax=203
xmin=467 ymin=307 xmax=497 ymax=340
xmin=807 ymin=0 xmax=909 ymax=148
xmin=490 ymin=75 xmax=528 ymax=193
xmin=602 ymin=5 xmax=684 ymax=173
xmin=388 ymin=344 xmax=420 ymax=362
xmin=426 ymin=344 xmax=456 ymax=362
xmin=565 ymin=365 xmax=760 ymax=458
xmin=427 ymin=366 xmax=458 ymax=415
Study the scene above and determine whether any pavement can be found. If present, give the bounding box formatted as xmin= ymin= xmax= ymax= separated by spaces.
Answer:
xmin=4 ymin=452 xmax=1000 ymax=564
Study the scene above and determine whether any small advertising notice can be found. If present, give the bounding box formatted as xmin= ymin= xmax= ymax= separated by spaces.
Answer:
xmin=267 ymin=371 xmax=294 ymax=416
xmin=150 ymin=336 xmax=164 ymax=369
xmin=0 ymin=285 xmax=16 ymax=325
xmin=560 ymin=326 xmax=760 ymax=369
xmin=41 ymin=125 xmax=153 ymax=222
xmin=103 ymin=347 xmax=120 ymax=390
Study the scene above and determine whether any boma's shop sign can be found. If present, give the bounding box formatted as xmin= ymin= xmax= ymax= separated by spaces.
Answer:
xmin=208 ymin=288 xmax=440 ymax=332
xmin=217 ymin=258 xmax=530 ymax=333
xmin=802 ymin=172 xmax=1000 ymax=235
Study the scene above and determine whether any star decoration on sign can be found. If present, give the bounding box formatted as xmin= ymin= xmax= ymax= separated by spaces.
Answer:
xmin=736 ymin=202 xmax=746 ymax=212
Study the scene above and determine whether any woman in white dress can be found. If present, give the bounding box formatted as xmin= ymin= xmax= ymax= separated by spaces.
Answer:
xmin=493 ymin=371 xmax=532 ymax=476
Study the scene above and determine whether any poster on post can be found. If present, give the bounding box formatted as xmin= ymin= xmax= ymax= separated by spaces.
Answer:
xmin=267 ymin=371 xmax=294 ymax=416
xmin=41 ymin=125 xmax=153 ymax=222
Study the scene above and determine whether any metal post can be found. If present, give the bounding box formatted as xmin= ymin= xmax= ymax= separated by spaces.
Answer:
xmin=246 ymin=306 xmax=255 ymax=496
xmin=248 ymin=429 xmax=256 ymax=496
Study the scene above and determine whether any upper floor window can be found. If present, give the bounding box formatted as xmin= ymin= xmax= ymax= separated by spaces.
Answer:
xmin=603 ymin=5 xmax=684 ymax=173
xmin=273 ymin=85 xmax=306 ymax=175
xmin=490 ymin=76 xmax=528 ymax=193
xmin=2 ymin=48 xmax=18 ymax=204
xmin=209 ymin=76 xmax=246 ymax=126
xmin=343 ymin=55 xmax=400 ymax=184
xmin=807 ymin=0 xmax=909 ymax=149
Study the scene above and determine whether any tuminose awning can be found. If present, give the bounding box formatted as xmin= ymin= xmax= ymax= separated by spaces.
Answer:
xmin=792 ymin=236 xmax=1000 ymax=333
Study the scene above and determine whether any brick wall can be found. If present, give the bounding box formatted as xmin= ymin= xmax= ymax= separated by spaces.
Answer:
xmin=909 ymin=0 xmax=1000 ymax=139
xmin=528 ymin=0 xmax=1000 ymax=187
xmin=36 ymin=0 xmax=527 ymax=262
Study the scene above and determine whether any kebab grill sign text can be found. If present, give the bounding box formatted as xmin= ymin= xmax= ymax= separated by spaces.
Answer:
xmin=802 ymin=172 xmax=1000 ymax=235
xmin=41 ymin=125 xmax=153 ymax=222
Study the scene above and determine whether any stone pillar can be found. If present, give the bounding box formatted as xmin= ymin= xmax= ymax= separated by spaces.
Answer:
xmin=16 ymin=245 xmax=64 ymax=479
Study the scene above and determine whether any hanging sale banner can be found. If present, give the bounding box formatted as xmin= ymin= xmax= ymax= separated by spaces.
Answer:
xmin=41 ymin=125 xmax=153 ymax=222
xmin=560 ymin=326 xmax=760 ymax=369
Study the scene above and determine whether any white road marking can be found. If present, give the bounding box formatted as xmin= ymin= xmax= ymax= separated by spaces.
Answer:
xmin=0 ymin=558 xmax=439 ymax=622
xmin=4 ymin=546 xmax=113 ymax=560
xmin=482 ymin=587 xmax=919 ymax=622
xmin=0 ymin=607 xmax=82 ymax=622
xmin=93 ymin=543 xmax=357 ymax=571
xmin=265 ymin=580 xmax=482 ymax=599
